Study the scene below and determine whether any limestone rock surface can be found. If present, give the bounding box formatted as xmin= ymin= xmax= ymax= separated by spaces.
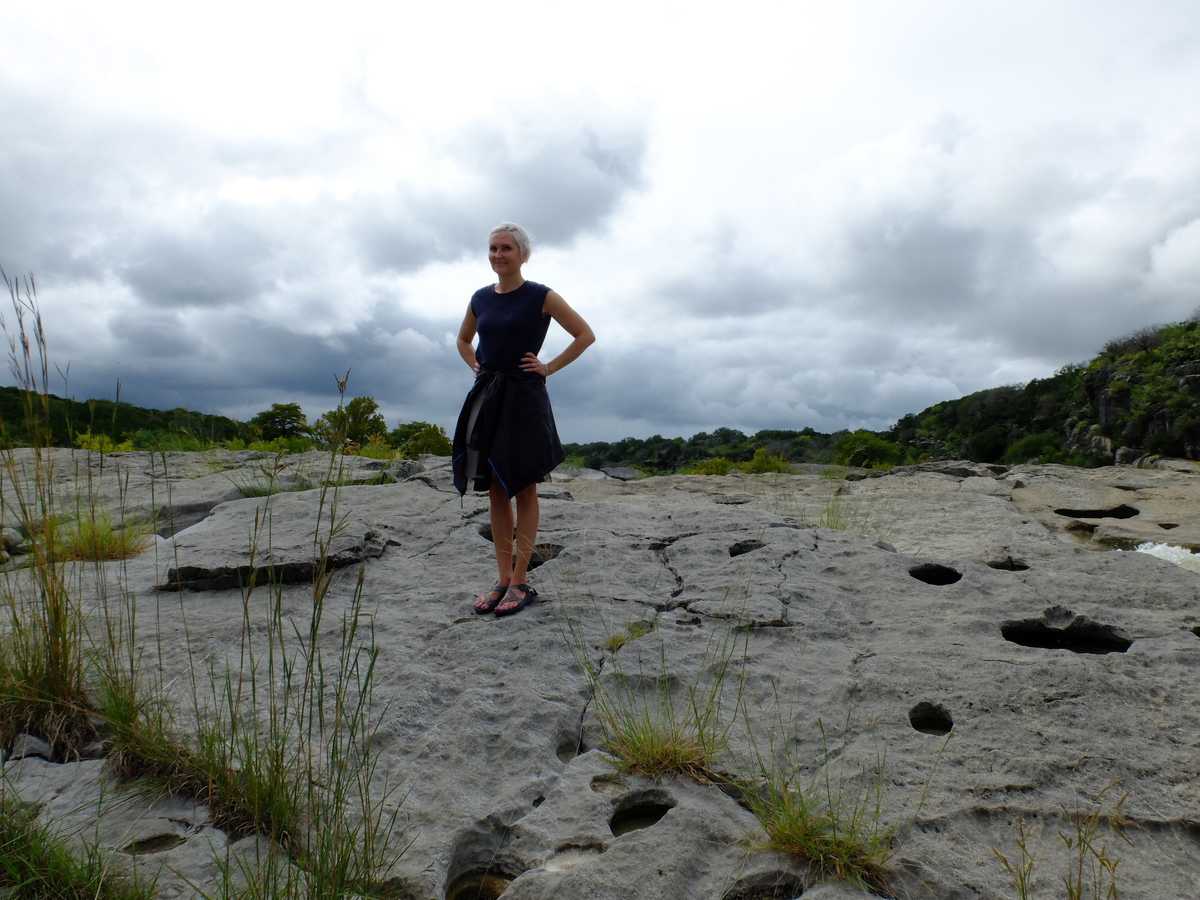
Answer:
xmin=0 ymin=450 xmax=1197 ymax=899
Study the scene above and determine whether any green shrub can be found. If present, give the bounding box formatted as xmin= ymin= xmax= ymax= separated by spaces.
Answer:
xmin=129 ymin=429 xmax=213 ymax=452
xmin=396 ymin=423 xmax=452 ymax=458
xmin=681 ymin=457 xmax=734 ymax=475
xmin=356 ymin=434 xmax=396 ymax=460
xmin=832 ymin=431 xmax=904 ymax=468
xmin=246 ymin=436 xmax=314 ymax=454
xmin=73 ymin=431 xmax=133 ymax=453
xmin=736 ymin=448 xmax=792 ymax=474
xmin=1002 ymin=431 xmax=1065 ymax=464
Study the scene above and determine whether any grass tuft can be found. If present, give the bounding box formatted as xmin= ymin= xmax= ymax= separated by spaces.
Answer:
xmin=0 ymin=784 xmax=156 ymax=899
xmin=576 ymin=622 xmax=745 ymax=783
xmin=744 ymin=761 xmax=893 ymax=891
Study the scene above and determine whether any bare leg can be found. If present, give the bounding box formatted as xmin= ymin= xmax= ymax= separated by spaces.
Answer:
xmin=489 ymin=480 xmax=515 ymax=583
xmin=512 ymin=483 xmax=540 ymax=584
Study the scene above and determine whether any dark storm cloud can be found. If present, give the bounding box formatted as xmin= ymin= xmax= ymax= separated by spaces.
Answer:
xmin=355 ymin=123 xmax=648 ymax=272
xmin=654 ymin=265 xmax=801 ymax=319
xmin=122 ymin=214 xmax=275 ymax=308
xmin=842 ymin=214 xmax=984 ymax=316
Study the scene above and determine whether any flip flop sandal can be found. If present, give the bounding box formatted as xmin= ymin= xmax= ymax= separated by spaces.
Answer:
xmin=473 ymin=582 xmax=509 ymax=614
xmin=494 ymin=583 xmax=537 ymax=617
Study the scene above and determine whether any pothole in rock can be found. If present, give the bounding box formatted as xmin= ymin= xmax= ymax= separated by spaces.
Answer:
xmin=445 ymin=870 xmax=515 ymax=900
xmin=909 ymin=701 xmax=954 ymax=735
xmin=529 ymin=543 xmax=563 ymax=570
xmin=444 ymin=821 xmax=527 ymax=900
xmin=610 ymin=789 xmax=675 ymax=836
xmin=557 ymin=734 xmax=583 ymax=763
xmin=1054 ymin=504 xmax=1139 ymax=520
xmin=729 ymin=540 xmax=766 ymax=557
xmin=1191 ymin=626 xmax=1200 ymax=638
xmin=722 ymin=871 xmax=807 ymax=899
xmin=1160 ymin=523 xmax=1180 ymax=530
xmin=986 ymin=557 xmax=1030 ymax=572
xmin=121 ymin=833 xmax=187 ymax=855
xmin=908 ymin=564 xmax=962 ymax=585
xmin=1001 ymin=606 xmax=1132 ymax=654
xmin=474 ymin=525 xmax=562 ymax=570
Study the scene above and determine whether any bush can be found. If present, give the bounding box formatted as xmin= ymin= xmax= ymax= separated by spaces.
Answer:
xmin=245 ymin=436 xmax=314 ymax=454
xmin=681 ymin=457 xmax=734 ymax=475
xmin=1002 ymin=432 xmax=1064 ymax=464
xmin=832 ymin=431 xmax=904 ymax=468
xmin=396 ymin=423 xmax=452 ymax=458
xmin=737 ymin=448 xmax=792 ymax=474
xmin=356 ymin=434 xmax=396 ymax=460
xmin=128 ymin=429 xmax=212 ymax=452
xmin=74 ymin=431 xmax=133 ymax=453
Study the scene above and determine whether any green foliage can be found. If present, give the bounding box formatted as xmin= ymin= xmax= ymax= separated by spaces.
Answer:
xmin=246 ymin=436 xmax=315 ymax=454
xmin=391 ymin=421 xmax=452 ymax=458
xmin=355 ymin=434 xmax=396 ymax=460
xmin=74 ymin=431 xmax=133 ymax=453
xmin=250 ymin=402 xmax=309 ymax=440
xmin=681 ymin=456 xmax=734 ymax=475
xmin=890 ymin=316 xmax=1200 ymax=465
xmin=0 ymin=386 xmax=249 ymax=449
xmin=737 ymin=447 xmax=792 ymax=474
xmin=128 ymin=429 xmax=216 ymax=451
xmin=832 ymin=430 xmax=904 ymax=468
xmin=315 ymin=395 xmax=387 ymax=447
xmin=0 ymin=789 xmax=156 ymax=899
xmin=52 ymin=512 xmax=150 ymax=561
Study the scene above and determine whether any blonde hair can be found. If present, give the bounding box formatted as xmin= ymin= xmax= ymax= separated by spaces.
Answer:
xmin=489 ymin=222 xmax=532 ymax=262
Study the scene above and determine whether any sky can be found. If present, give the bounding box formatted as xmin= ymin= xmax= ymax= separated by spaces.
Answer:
xmin=2 ymin=0 xmax=1199 ymax=442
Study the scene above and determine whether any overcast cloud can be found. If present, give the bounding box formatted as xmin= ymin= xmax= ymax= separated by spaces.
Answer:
xmin=2 ymin=1 xmax=1199 ymax=441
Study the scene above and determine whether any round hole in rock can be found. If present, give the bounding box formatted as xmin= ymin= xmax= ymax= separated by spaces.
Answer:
xmin=556 ymin=735 xmax=579 ymax=763
xmin=609 ymin=789 xmax=676 ymax=836
xmin=528 ymin=543 xmax=563 ymax=571
xmin=722 ymin=871 xmax=807 ymax=899
xmin=729 ymin=539 xmax=765 ymax=558
xmin=531 ymin=795 xmax=545 ymax=808
xmin=1192 ymin=626 xmax=1200 ymax=638
xmin=1159 ymin=523 xmax=1180 ymax=530
xmin=1053 ymin=504 xmax=1139 ymax=520
xmin=987 ymin=557 xmax=1030 ymax=572
xmin=908 ymin=563 xmax=962 ymax=585
xmin=908 ymin=701 xmax=953 ymax=735
xmin=445 ymin=870 xmax=513 ymax=900
xmin=477 ymin=524 xmax=495 ymax=543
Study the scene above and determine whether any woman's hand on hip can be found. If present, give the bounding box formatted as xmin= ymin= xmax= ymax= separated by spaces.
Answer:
xmin=520 ymin=353 xmax=548 ymax=377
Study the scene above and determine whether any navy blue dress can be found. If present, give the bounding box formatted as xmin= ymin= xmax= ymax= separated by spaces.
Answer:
xmin=452 ymin=281 xmax=565 ymax=498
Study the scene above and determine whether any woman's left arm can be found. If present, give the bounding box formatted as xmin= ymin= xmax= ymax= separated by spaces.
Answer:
xmin=521 ymin=291 xmax=595 ymax=377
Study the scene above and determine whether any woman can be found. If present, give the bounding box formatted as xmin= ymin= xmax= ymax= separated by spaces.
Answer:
xmin=452 ymin=223 xmax=595 ymax=617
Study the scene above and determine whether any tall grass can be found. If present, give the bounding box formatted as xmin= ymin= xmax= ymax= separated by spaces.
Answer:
xmin=0 ymin=781 xmax=157 ymax=899
xmin=1 ymin=279 xmax=405 ymax=894
xmin=0 ymin=271 xmax=95 ymax=757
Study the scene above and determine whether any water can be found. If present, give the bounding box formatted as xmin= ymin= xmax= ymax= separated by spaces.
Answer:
xmin=1125 ymin=541 xmax=1200 ymax=574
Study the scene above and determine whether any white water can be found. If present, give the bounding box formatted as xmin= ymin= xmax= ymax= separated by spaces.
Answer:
xmin=1125 ymin=541 xmax=1200 ymax=574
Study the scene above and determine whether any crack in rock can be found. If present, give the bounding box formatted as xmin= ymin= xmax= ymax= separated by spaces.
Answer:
xmin=157 ymin=531 xmax=386 ymax=591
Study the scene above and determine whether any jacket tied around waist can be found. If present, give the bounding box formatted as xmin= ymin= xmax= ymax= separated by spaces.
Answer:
xmin=452 ymin=368 xmax=565 ymax=499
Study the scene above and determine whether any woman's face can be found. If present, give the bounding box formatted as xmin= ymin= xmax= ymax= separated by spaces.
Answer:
xmin=488 ymin=233 xmax=523 ymax=275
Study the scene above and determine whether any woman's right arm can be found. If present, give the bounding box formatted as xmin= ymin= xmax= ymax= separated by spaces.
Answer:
xmin=456 ymin=303 xmax=480 ymax=374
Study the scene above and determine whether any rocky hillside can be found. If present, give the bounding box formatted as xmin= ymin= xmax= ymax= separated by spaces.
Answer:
xmin=891 ymin=316 xmax=1200 ymax=465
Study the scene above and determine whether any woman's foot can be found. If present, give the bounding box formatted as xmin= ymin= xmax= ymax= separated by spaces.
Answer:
xmin=494 ymin=583 xmax=536 ymax=617
xmin=473 ymin=581 xmax=509 ymax=614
